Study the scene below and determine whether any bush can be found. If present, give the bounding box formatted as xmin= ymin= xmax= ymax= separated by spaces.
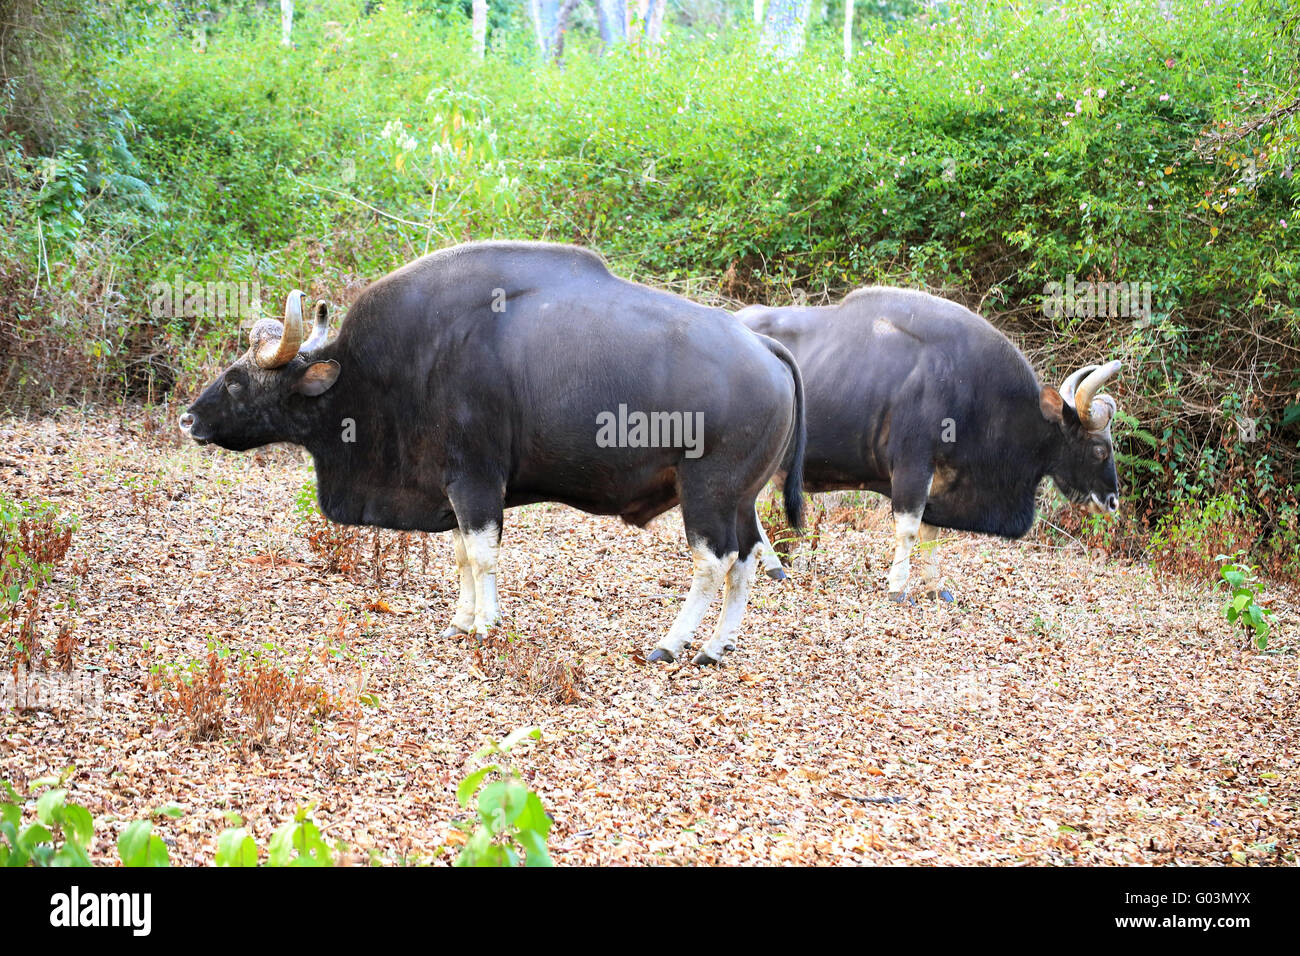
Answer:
xmin=0 ymin=495 xmax=78 ymax=668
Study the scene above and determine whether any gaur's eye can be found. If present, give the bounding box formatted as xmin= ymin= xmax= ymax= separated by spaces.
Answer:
xmin=1093 ymin=444 xmax=1109 ymax=461
xmin=226 ymin=380 xmax=243 ymax=397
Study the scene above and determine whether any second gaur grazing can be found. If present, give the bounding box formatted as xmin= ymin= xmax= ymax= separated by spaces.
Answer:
xmin=739 ymin=286 xmax=1123 ymax=603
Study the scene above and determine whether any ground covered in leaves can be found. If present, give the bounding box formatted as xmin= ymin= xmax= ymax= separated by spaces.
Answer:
xmin=1 ymin=411 xmax=1296 ymax=865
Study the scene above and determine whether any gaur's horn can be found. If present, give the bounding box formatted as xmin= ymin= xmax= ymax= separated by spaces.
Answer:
xmin=1073 ymin=360 xmax=1122 ymax=431
xmin=250 ymin=290 xmax=307 ymax=369
xmin=301 ymin=300 xmax=331 ymax=354
xmin=1059 ymin=365 xmax=1096 ymax=408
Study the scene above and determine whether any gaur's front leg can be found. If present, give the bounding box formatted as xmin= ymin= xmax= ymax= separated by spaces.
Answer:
xmin=440 ymin=528 xmax=478 ymax=638
xmin=885 ymin=466 xmax=933 ymax=603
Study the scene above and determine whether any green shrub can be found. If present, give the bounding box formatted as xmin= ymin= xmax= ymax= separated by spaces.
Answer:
xmin=454 ymin=727 xmax=553 ymax=867
xmin=0 ymin=771 xmax=95 ymax=867
xmin=0 ymin=496 xmax=78 ymax=667
xmin=1217 ymin=552 xmax=1277 ymax=651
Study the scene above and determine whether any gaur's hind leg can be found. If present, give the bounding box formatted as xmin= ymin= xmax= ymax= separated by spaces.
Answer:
xmin=754 ymin=503 xmax=786 ymax=581
xmin=648 ymin=490 xmax=737 ymax=664
xmin=918 ymin=522 xmax=954 ymax=602
xmin=447 ymin=482 xmax=505 ymax=636
xmin=694 ymin=505 xmax=765 ymax=665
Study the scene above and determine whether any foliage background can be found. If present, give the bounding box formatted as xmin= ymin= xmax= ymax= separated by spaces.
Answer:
xmin=1 ymin=0 xmax=1297 ymax=572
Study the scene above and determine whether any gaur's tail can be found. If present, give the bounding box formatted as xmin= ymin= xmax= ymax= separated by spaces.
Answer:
xmin=758 ymin=334 xmax=806 ymax=531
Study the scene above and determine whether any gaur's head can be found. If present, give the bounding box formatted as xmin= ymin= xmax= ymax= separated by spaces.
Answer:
xmin=1039 ymin=360 xmax=1122 ymax=515
xmin=179 ymin=291 xmax=340 ymax=450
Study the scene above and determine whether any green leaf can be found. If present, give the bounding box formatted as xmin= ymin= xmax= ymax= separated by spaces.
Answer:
xmin=518 ymin=791 xmax=553 ymax=839
xmin=453 ymin=828 xmax=494 ymax=867
xmin=456 ymin=765 xmax=498 ymax=808
xmin=35 ymin=788 xmax=67 ymax=825
xmin=117 ymin=820 xmax=169 ymax=867
xmin=478 ymin=779 xmax=529 ymax=834
xmin=267 ymin=820 xmax=296 ymax=867
xmin=146 ymin=834 xmax=170 ymax=867
xmin=476 ymin=780 xmax=509 ymax=833
xmin=17 ymin=822 xmax=54 ymax=852
xmin=60 ymin=804 xmax=94 ymax=850
xmin=51 ymin=841 xmax=92 ymax=868
xmin=500 ymin=726 xmax=541 ymax=751
xmin=517 ymin=827 xmax=553 ymax=867
xmin=215 ymin=828 xmax=258 ymax=867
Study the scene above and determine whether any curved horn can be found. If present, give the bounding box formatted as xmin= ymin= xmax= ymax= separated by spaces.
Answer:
xmin=301 ymin=300 xmax=332 ymax=354
xmin=1059 ymin=365 xmax=1097 ymax=408
xmin=251 ymin=290 xmax=306 ymax=369
xmin=1073 ymin=360 xmax=1122 ymax=431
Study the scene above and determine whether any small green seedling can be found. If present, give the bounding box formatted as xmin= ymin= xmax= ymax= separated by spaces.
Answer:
xmin=1217 ymin=553 xmax=1276 ymax=650
xmin=454 ymin=727 xmax=553 ymax=867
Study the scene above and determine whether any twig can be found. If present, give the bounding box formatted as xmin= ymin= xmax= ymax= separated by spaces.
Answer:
xmin=280 ymin=167 xmax=445 ymax=235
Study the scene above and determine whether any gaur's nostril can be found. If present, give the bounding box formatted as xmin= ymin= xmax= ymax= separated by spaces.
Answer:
xmin=1106 ymin=494 xmax=1119 ymax=513
xmin=179 ymin=412 xmax=195 ymax=432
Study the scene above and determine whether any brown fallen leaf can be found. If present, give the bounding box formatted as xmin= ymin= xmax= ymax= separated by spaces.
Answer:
xmin=239 ymin=554 xmax=309 ymax=569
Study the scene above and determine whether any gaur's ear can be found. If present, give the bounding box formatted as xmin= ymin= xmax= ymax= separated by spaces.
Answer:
xmin=1040 ymin=386 xmax=1064 ymax=423
xmin=294 ymin=360 xmax=340 ymax=397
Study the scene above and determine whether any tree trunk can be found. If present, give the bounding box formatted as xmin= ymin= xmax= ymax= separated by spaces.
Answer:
xmin=596 ymin=0 xmax=628 ymax=46
xmin=279 ymin=0 xmax=294 ymax=47
xmin=754 ymin=1 xmax=765 ymax=26
xmin=472 ymin=0 xmax=487 ymax=59
xmin=759 ymin=0 xmax=811 ymax=61
xmin=529 ymin=0 xmax=561 ymax=56
xmin=640 ymin=0 xmax=666 ymax=45
xmin=842 ymin=0 xmax=854 ymax=61
xmin=553 ymin=0 xmax=583 ymax=63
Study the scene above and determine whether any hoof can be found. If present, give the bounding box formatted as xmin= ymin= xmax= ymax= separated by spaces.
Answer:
xmin=692 ymin=651 xmax=720 ymax=666
xmin=765 ymin=566 xmax=788 ymax=581
xmin=439 ymin=625 xmax=470 ymax=639
xmin=926 ymin=589 xmax=955 ymax=603
xmin=887 ymin=591 xmax=915 ymax=605
xmin=647 ymin=648 xmax=675 ymax=664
